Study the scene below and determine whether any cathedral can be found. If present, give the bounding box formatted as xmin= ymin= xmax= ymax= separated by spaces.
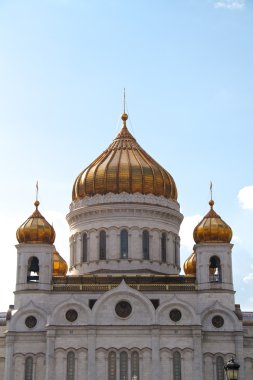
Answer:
xmin=0 ymin=110 xmax=253 ymax=380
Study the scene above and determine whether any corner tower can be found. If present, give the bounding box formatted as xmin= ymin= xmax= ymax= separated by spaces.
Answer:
xmin=67 ymin=112 xmax=183 ymax=275
xmin=15 ymin=200 xmax=56 ymax=294
xmin=193 ymin=198 xmax=234 ymax=291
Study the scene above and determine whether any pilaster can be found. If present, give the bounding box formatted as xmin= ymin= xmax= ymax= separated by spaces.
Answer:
xmin=45 ymin=330 xmax=56 ymax=380
xmin=151 ymin=327 xmax=160 ymax=380
xmin=4 ymin=334 xmax=14 ymax=380
xmin=88 ymin=329 xmax=96 ymax=380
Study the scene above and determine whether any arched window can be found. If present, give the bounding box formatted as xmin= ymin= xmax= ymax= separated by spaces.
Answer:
xmin=174 ymin=236 xmax=180 ymax=266
xmin=24 ymin=356 xmax=33 ymax=380
xmin=99 ymin=231 xmax=106 ymax=260
xmin=67 ymin=351 xmax=75 ymax=380
xmin=161 ymin=232 xmax=167 ymax=262
xmin=173 ymin=351 xmax=181 ymax=380
xmin=209 ymin=256 xmax=222 ymax=282
xmin=142 ymin=230 xmax=149 ymax=260
xmin=216 ymin=356 xmax=225 ymax=380
xmin=108 ymin=351 xmax=116 ymax=380
xmin=27 ymin=257 xmax=39 ymax=283
xmin=120 ymin=351 xmax=128 ymax=380
xmin=131 ymin=351 xmax=139 ymax=380
xmin=120 ymin=230 xmax=128 ymax=259
xmin=82 ymin=233 xmax=87 ymax=262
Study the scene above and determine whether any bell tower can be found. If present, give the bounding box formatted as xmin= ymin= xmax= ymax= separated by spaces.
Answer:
xmin=15 ymin=199 xmax=56 ymax=300
xmin=193 ymin=198 xmax=234 ymax=292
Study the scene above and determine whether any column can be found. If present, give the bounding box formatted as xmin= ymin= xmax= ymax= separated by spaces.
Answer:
xmin=116 ymin=352 xmax=120 ymax=380
xmin=45 ymin=330 xmax=56 ymax=380
xmin=168 ymin=232 xmax=175 ymax=266
xmin=151 ymin=327 xmax=161 ymax=380
xmin=193 ymin=330 xmax=203 ymax=379
xmin=109 ymin=228 xmax=117 ymax=260
xmin=235 ymin=333 xmax=245 ymax=380
xmin=128 ymin=353 xmax=131 ymax=380
xmin=88 ymin=231 xmax=98 ymax=262
xmin=168 ymin=352 xmax=173 ymax=380
xmin=175 ymin=236 xmax=180 ymax=269
xmin=4 ymin=333 xmax=14 ymax=380
xmin=88 ymin=329 xmax=96 ymax=380
xmin=130 ymin=228 xmax=141 ymax=261
xmin=151 ymin=230 xmax=160 ymax=262
xmin=70 ymin=237 xmax=74 ymax=267
xmin=76 ymin=233 xmax=82 ymax=265
xmin=139 ymin=352 xmax=143 ymax=380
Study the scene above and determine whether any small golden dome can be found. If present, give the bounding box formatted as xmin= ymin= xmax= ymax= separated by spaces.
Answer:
xmin=52 ymin=249 xmax=68 ymax=276
xmin=193 ymin=200 xmax=232 ymax=244
xmin=183 ymin=251 xmax=196 ymax=276
xmin=16 ymin=201 xmax=55 ymax=244
xmin=72 ymin=113 xmax=178 ymax=201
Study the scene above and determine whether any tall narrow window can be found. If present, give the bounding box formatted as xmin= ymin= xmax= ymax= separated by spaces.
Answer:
xmin=99 ymin=231 xmax=106 ymax=260
xmin=131 ymin=351 xmax=139 ymax=380
xmin=120 ymin=351 xmax=128 ymax=380
xmin=142 ymin=230 xmax=149 ymax=260
xmin=161 ymin=233 xmax=167 ymax=262
xmin=82 ymin=233 xmax=87 ymax=262
xmin=209 ymin=256 xmax=222 ymax=282
xmin=120 ymin=229 xmax=128 ymax=259
xmin=27 ymin=257 xmax=39 ymax=283
xmin=173 ymin=351 xmax=181 ymax=380
xmin=67 ymin=351 xmax=75 ymax=380
xmin=108 ymin=352 xmax=116 ymax=380
xmin=216 ymin=356 xmax=225 ymax=380
xmin=24 ymin=357 xmax=33 ymax=380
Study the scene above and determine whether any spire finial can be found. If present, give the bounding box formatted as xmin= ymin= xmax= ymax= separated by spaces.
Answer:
xmin=209 ymin=181 xmax=214 ymax=208
xmin=123 ymin=87 xmax=126 ymax=114
xmin=34 ymin=181 xmax=40 ymax=208
xmin=121 ymin=88 xmax=128 ymax=127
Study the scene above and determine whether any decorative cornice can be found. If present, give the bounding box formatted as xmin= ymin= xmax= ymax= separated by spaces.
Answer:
xmin=69 ymin=192 xmax=180 ymax=212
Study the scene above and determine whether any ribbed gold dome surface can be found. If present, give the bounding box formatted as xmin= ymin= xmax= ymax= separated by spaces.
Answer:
xmin=52 ymin=249 xmax=68 ymax=276
xmin=72 ymin=113 xmax=178 ymax=201
xmin=183 ymin=251 xmax=196 ymax=276
xmin=16 ymin=201 xmax=55 ymax=244
xmin=193 ymin=200 xmax=232 ymax=244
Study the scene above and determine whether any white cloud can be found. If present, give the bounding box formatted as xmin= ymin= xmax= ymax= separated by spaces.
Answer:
xmin=214 ymin=0 xmax=245 ymax=9
xmin=243 ymin=272 xmax=253 ymax=283
xmin=180 ymin=214 xmax=201 ymax=250
xmin=238 ymin=185 xmax=253 ymax=210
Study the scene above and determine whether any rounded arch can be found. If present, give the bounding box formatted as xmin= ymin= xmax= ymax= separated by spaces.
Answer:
xmin=49 ymin=298 xmax=91 ymax=325
xmin=209 ymin=255 xmax=222 ymax=282
xmin=157 ymin=298 xmax=198 ymax=325
xmin=8 ymin=301 xmax=48 ymax=332
xmin=92 ymin=281 xmax=155 ymax=324
xmin=201 ymin=302 xmax=241 ymax=331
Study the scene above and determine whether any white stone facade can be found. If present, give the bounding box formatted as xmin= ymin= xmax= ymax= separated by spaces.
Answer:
xmin=1 ymin=170 xmax=253 ymax=380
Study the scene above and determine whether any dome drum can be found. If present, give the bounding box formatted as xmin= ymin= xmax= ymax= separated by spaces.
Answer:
xmin=68 ymin=222 xmax=181 ymax=276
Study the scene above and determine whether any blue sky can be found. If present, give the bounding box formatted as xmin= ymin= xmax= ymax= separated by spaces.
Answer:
xmin=0 ymin=0 xmax=253 ymax=311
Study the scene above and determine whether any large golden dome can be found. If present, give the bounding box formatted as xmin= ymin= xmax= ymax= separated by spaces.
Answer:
xmin=72 ymin=113 xmax=178 ymax=201
xmin=16 ymin=201 xmax=55 ymax=244
xmin=52 ymin=249 xmax=68 ymax=276
xmin=193 ymin=200 xmax=232 ymax=244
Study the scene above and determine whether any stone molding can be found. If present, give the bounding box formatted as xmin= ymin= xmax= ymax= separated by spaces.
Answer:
xmin=69 ymin=192 xmax=180 ymax=212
